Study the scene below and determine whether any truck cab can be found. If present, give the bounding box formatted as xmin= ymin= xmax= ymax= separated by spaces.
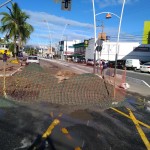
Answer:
xmin=125 ymin=59 xmax=141 ymax=70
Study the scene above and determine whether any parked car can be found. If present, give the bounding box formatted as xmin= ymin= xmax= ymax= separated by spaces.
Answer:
xmin=125 ymin=59 xmax=141 ymax=70
xmin=140 ymin=62 xmax=150 ymax=73
xmin=73 ymin=57 xmax=86 ymax=63
xmin=73 ymin=57 xmax=80 ymax=63
xmin=26 ymin=55 xmax=40 ymax=65
xmin=86 ymin=59 xmax=94 ymax=65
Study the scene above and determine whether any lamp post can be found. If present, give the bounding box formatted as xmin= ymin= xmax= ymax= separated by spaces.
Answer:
xmin=92 ymin=10 xmax=121 ymax=74
xmin=44 ymin=20 xmax=52 ymax=57
xmin=61 ymin=24 xmax=69 ymax=41
xmin=92 ymin=0 xmax=126 ymax=98
xmin=65 ymin=35 xmax=68 ymax=60
xmin=92 ymin=0 xmax=97 ymax=74
xmin=60 ymin=24 xmax=69 ymax=60
xmin=113 ymin=0 xmax=126 ymax=99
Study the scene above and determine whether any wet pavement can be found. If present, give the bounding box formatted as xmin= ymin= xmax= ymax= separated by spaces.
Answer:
xmin=0 ymin=95 xmax=150 ymax=150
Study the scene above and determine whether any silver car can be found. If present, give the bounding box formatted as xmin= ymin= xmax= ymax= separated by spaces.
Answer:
xmin=140 ymin=62 xmax=150 ymax=73
xmin=26 ymin=56 xmax=40 ymax=65
xmin=86 ymin=59 xmax=94 ymax=65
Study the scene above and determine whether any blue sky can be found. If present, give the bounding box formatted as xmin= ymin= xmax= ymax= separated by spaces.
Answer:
xmin=0 ymin=0 xmax=150 ymax=48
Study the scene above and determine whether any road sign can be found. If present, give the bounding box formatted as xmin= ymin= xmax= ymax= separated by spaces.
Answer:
xmin=96 ymin=39 xmax=103 ymax=46
xmin=61 ymin=0 xmax=71 ymax=11
xmin=96 ymin=46 xmax=102 ymax=51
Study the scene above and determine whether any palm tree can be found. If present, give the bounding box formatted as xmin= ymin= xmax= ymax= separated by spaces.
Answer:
xmin=0 ymin=2 xmax=33 ymax=58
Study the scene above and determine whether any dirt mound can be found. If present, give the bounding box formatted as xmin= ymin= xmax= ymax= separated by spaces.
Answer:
xmin=0 ymin=62 xmax=125 ymax=110
xmin=56 ymin=70 xmax=77 ymax=82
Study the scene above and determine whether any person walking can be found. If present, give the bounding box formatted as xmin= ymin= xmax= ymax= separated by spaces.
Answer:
xmin=3 ymin=50 xmax=9 ymax=64
xmin=2 ymin=50 xmax=9 ymax=98
xmin=101 ymin=60 xmax=107 ymax=78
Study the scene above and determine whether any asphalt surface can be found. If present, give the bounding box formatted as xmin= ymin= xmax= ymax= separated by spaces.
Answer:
xmin=0 ymin=96 xmax=150 ymax=150
xmin=117 ymin=69 xmax=150 ymax=86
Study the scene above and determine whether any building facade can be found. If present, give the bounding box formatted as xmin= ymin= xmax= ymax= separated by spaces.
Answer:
xmin=73 ymin=40 xmax=89 ymax=58
xmin=142 ymin=21 xmax=150 ymax=44
xmin=59 ymin=40 xmax=81 ymax=59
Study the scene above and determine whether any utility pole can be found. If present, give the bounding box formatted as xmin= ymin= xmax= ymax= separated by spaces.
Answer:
xmin=101 ymin=21 xmax=104 ymax=33
xmin=65 ymin=36 xmax=68 ymax=60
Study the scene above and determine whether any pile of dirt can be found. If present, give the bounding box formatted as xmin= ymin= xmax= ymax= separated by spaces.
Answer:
xmin=56 ymin=70 xmax=77 ymax=83
xmin=0 ymin=62 xmax=125 ymax=110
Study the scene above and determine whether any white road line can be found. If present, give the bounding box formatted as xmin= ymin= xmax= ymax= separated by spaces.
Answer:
xmin=142 ymin=80 xmax=150 ymax=88
xmin=126 ymin=75 xmax=150 ymax=88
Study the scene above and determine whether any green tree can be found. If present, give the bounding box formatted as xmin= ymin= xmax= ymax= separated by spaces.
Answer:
xmin=0 ymin=2 xmax=34 ymax=58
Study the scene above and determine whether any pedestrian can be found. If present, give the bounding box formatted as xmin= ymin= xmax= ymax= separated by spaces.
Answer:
xmin=101 ymin=60 xmax=107 ymax=78
xmin=3 ymin=50 xmax=9 ymax=64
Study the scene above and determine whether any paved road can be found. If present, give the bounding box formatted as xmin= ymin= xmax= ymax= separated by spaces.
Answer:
xmin=0 ymin=95 xmax=150 ymax=150
xmin=117 ymin=69 xmax=150 ymax=86
xmin=40 ymin=58 xmax=150 ymax=84
xmin=40 ymin=58 xmax=150 ymax=96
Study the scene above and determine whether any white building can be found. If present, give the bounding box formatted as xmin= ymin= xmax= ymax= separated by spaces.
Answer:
xmin=59 ymin=40 xmax=81 ymax=59
xmin=85 ymin=38 xmax=147 ymax=62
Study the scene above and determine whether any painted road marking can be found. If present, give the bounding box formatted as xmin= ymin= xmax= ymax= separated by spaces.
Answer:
xmin=127 ymin=108 xmax=150 ymax=150
xmin=42 ymin=119 xmax=60 ymax=138
xmin=142 ymin=80 xmax=150 ymax=88
xmin=49 ymin=112 xmax=82 ymax=149
xmin=110 ymin=107 xmax=150 ymax=129
xmin=126 ymin=76 xmax=150 ymax=88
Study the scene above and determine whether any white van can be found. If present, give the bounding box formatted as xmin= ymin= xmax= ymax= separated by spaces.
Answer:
xmin=125 ymin=59 xmax=141 ymax=70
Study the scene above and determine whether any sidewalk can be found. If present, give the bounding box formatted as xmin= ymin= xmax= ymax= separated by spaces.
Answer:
xmin=0 ymin=59 xmax=22 ymax=77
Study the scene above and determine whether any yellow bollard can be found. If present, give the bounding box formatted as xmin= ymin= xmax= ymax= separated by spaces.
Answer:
xmin=3 ymin=62 xmax=7 ymax=98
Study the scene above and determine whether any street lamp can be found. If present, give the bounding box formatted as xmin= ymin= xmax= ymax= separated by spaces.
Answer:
xmin=92 ymin=0 xmax=97 ymax=74
xmin=43 ymin=20 xmax=52 ymax=56
xmin=92 ymin=0 xmax=126 ymax=98
xmin=61 ymin=24 xmax=70 ymax=41
xmin=65 ymin=35 xmax=68 ymax=60
xmin=60 ymin=24 xmax=70 ymax=60
xmin=113 ymin=0 xmax=126 ymax=99
xmin=95 ymin=12 xmax=120 ymax=19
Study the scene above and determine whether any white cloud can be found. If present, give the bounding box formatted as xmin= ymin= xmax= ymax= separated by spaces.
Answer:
xmin=24 ymin=10 xmax=94 ymax=46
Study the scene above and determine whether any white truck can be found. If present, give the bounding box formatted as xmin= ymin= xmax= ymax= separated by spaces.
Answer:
xmin=125 ymin=59 xmax=141 ymax=70
xmin=85 ymin=39 xmax=150 ymax=69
